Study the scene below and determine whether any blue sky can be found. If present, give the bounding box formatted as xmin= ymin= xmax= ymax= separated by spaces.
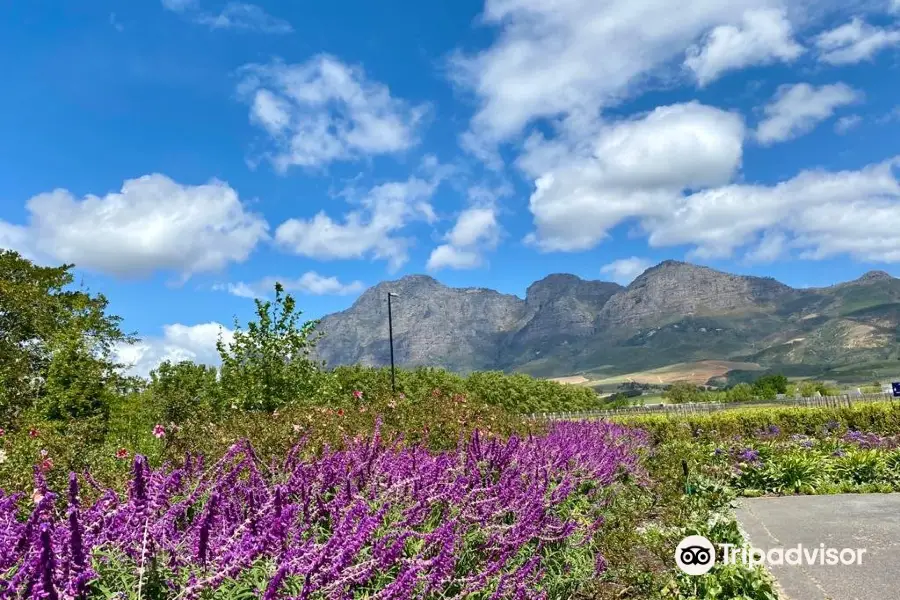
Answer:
xmin=1 ymin=0 xmax=899 ymax=374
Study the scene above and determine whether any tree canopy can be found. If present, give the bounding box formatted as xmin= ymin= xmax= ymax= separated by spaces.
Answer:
xmin=0 ymin=250 xmax=132 ymax=423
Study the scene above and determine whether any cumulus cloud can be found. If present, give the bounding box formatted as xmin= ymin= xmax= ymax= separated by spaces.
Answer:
xmin=640 ymin=158 xmax=900 ymax=262
xmin=274 ymin=176 xmax=440 ymax=271
xmin=755 ymin=83 xmax=861 ymax=145
xmin=685 ymin=8 xmax=803 ymax=86
xmin=451 ymin=0 xmax=775 ymax=148
xmin=600 ymin=257 xmax=653 ymax=284
xmin=115 ymin=322 xmax=233 ymax=378
xmin=521 ymin=102 xmax=746 ymax=252
xmin=215 ymin=273 xmax=365 ymax=299
xmin=815 ymin=18 xmax=900 ymax=65
xmin=238 ymin=55 xmax=427 ymax=171
xmin=0 ymin=174 xmax=268 ymax=281
xmin=427 ymin=206 xmax=500 ymax=271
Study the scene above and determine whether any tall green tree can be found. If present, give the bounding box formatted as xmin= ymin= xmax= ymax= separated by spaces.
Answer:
xmin=217 ymin=282 xmax=323 ymax=412
xmin=149 ymin=360 xmax=221 ymax=423
xmin=0 ymin=250 xmax=133 ymax=423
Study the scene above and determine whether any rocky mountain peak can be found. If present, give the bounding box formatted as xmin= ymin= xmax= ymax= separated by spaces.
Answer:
xmin=856 ymin=270 xmax=894 ymax=283
xmin=599 ymin=261 xmax=793 ymax=329
xmin=525 ymin=274 xmax=621 ymax=309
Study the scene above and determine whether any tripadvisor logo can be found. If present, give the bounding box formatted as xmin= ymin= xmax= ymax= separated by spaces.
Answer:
xmin=675 ymin=535 xmax=867 ymax=575
xmin=675 ymin=535 xmax=716 ymax=575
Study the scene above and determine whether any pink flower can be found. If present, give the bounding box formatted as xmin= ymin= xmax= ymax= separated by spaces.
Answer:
xmin=337 ymin=409 xmax=345 ymax=417
xmin=152 ymin=424 xmax=166 ymax=439
xmin=115 ymin=448 xmax=129 ymax=460
xmin=0 ymin=428 xmax=5 ymax=436
xmin=29 ymin=428 xmax=39 ymax=438
xmin=39 ymin=458 xmax=53 ymax=473
xmin=352 ymin=390 xmax=363 ymax=400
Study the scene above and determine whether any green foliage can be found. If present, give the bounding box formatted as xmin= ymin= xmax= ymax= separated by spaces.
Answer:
xmin=148 ymin=360 xmax=222 ymax=423
xmin=797 ymin=380 xmax=833 ymax=397
xmin=664 ymin=381 xmax=702 ymax=404
xmin=217 ymin=282 xmax=323 ymax=412
xmin=0 ymin=250 xmax=132 ymax=425
xmin=724 ymin=383 xmax=754 ymax=403
xmin=622 ymin=402 xmax=900 ymax=445
xmin=750 ymin=374 xmax=787 ymax=400
xmin=41 ymin=330 xmax=114 ymax=424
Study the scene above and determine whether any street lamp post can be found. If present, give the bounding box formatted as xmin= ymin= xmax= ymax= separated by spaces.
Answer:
xmin=388 ymin=292 xmax=399 ymax=395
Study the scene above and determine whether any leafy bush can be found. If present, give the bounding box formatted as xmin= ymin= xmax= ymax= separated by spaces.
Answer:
xmin=664 ymin=381 xmax=702 ymax=404
xmin=217 ymin=282 xmax=323 ymax=412
xmin=148 ymin=360 xmax=222 ymax=424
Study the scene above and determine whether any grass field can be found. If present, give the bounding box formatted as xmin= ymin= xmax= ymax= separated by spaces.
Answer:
xmin=578 ymin=360 xmax=764 ymax=388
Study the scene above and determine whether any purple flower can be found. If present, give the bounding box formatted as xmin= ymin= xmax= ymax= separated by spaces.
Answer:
xmin=738 ymin=448 xmax=761 ymax=464
xmin=0 ymin=421 xmax=648 ymax=597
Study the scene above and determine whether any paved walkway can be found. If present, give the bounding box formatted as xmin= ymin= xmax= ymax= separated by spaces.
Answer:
xmin=735 ymin=494 xmax=900 ymax=600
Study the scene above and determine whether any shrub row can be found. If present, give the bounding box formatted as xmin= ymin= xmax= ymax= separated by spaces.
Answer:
xmin=619 ymin=402 xmax=900 ymax=445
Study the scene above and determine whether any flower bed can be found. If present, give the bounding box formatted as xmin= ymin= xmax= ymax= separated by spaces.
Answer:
xmin=0 ymin=421 xmax=647 ymax=599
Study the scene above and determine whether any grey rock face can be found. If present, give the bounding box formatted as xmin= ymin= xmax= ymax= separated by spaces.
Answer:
xmin=312 ymin=262 xmax=898 ymax=375
xmin=597 ymin=261 xmax=794 ymax=330
xmin=314 ymin=275 xmax=527 ymax=373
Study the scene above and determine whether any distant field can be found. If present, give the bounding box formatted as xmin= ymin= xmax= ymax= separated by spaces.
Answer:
xmin=580 ymin=360 xmax=764 ymax=387
xmin=546 ymin=375 xmax=590 ymax=385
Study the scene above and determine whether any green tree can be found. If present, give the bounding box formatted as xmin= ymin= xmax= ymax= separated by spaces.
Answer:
xmin=664 ymin=381 xmax=702 ymax=404
xmin=725 ymin=382 xmax=755 ymax=403
xmin=0 ymin=250 xmax=133 ymax=423
xmin=752 ymin=373 xmax=788 ymax=400
xmin=217 ymin=282 xmax=323 ymax=412
xmin=148 ymin=360 xmax=222 ymax=423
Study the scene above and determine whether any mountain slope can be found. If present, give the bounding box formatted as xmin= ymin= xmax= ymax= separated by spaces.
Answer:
xmin=313 ymin=263 xmax=900 ymax=377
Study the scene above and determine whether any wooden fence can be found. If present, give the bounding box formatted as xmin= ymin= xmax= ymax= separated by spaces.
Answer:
xmin=528 ymin=392 xmax=900 ymax=421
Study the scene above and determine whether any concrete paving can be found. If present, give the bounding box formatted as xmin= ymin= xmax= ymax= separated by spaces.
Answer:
xmin=734 ymin=494 xmax=900 ymax=600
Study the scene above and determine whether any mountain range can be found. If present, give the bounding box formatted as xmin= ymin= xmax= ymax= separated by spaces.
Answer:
xmin=313 ymin=261 xmax=900 ymax=381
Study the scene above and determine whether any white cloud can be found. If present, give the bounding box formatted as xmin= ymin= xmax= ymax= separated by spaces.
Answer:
xmin=427 ymin=205 xmax=500 ymax=271
xmin=161 ymin=0 xmax=197 ymax=13
xmin=196 ymin=2 xmax=293 ymax=34
xmin=162 ymin=0 xmax=290 ymax=33
xmin=755 ymin=83 xmax=861 ymax=145
xmin=600 ymin=257 xmax=653 ymax=284
xmin=274 ymin=177 xmax=439 ymax=271
xmin=425 ymin=246 xmax=483 ymax=270
xmin=115 ymin=322 xmax=233 ymax=378
xmin=215 ymin=273 xmax=365 ymax=299
xmin=640 ymin=158 xmax=900 ymax=262
xmin=815 ymin=18 xmax=900 ymax=65
xmin=834 ymin=114 xmax=862 ymax=134
xmin=522 ymin=102 xmax=745 ymax=252
xmin=238 ymin=55 xmax=427 ymax=171
xmin=744 ymin=230 xmax=788 ymax=263
xmin=0 ymin=174 xmax=268 ymax=281
xmin=684 ymin=8 xmax=803 ymax=86
xmin=452 ymin=0 xmax=777 ymax=147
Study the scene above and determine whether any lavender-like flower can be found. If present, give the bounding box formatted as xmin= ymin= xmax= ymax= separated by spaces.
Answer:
xmin=0 ymin=421 xmax=647 ymax=598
